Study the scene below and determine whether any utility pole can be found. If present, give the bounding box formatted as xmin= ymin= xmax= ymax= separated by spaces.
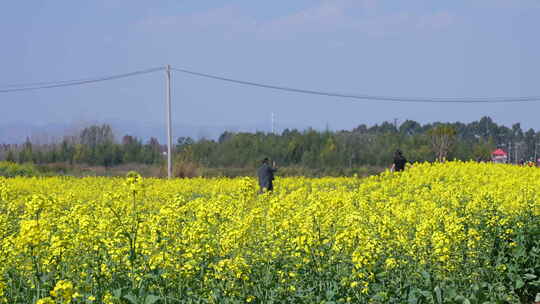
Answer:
xmin=506 ymin=142 xmax=512 ymax=164
xmin=535 ymin=142 xmax=539 ymax=163
xmin=166 ymin=65 xmax=173 ymax=179
xmin=394 ymin=118 xmax=401 ymax=147
xmin=510 ymin=142 xmax=514 ymax=164
xmin=514 ymin=142 xmax=521 ymax=164
xmin=271 ymin=112 xmax=275 ymax=134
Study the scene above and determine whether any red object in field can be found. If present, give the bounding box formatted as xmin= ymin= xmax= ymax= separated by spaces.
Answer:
xmin=491 ymin=149 xmax=508 ymax=163
xmin=491 ymin=149 xmax=508 ymax=156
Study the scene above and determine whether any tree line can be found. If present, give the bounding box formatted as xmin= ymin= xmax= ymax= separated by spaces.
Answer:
xmin=0 ymin=125 xmax=163 ymax=167
xmin=1 ymin=117 xmax=539 ymax=171
xmin=176 ymin=116 xmax=539 ymax=168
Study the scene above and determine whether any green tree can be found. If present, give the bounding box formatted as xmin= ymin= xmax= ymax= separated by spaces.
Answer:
xmin=79 ymin=124 xmax=115 ymax=165
xmin=122 ymin=135 xmax=143 ymax=163
xmin=19 ymin=137 xmax=33 ymax=163
xmin=472 ymin=138 xmax=495 ymax=161
xmin=141 ymin=137 xmax=162 ymax=164
xmin=6 ymin=150 xmax=15 ymax=162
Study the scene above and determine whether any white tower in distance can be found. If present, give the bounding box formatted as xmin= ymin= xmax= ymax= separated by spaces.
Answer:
xmin=271 ymin=112 xmax=275 ymax=134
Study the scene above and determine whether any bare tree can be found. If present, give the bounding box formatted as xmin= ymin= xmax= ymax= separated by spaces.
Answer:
xmin=429 ymin=124 xmax=457 ymax=162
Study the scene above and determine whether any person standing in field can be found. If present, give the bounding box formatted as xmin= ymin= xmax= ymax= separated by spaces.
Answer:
xmin=258 ymin=157 xmax=277 ymax=193
xmin=391 ymin=149 xmax=407 ymax=172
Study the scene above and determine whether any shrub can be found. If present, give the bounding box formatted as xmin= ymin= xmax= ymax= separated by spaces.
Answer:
xmin=0 ymin=161 xmax=41 ymax=177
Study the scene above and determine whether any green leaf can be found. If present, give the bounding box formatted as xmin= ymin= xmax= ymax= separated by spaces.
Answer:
xmin=454 ymin=295 xmax=469 ymax=304
xmin=420 ymin=271 xmax=431 ymax=283
xmin=325 ymin=289 xmax=335 ymax=299
xmin=512 ymin=247 xmax=526 ymax=258
xmin=123 ymin=293 xmax=139 ymax=304
xmin=535 ymin=293 xmax=540 ymax=302
xmin=446 ymin=288 xmax=457 ymax=299
xmin=524 ymin=273 xmax=538 ymax=280
xmin=419 ymin=290 xmax=432 ymax=299
xmin=407 ymin=295 xmax=418 ymax=304
xmin=515 ymin=278 xmax=525 ymax=289
xmin=408 ymin=288 xmax=419 ymax=304
xmin=434 ymin=286 xmax=442 ymax=304
xmin=112 ymin=288 xmax=123 ymax=299
xmin=373 ymin=292 xmax=388 ymax=301
xmin=531 ymin=280 xmax=540 ymax=287
xmin=145 ymin=294 xmax=161 ymax=304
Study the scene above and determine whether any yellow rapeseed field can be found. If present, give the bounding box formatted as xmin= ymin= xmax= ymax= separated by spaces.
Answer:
xmin=1 ymin=162 xmax=540 ymax=303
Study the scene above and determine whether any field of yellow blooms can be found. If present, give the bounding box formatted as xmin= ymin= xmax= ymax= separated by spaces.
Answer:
xmin=1 ymin=162 xmax=540 ymax=303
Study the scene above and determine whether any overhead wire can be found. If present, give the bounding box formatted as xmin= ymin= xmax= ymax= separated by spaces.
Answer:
xmin=0 ymin=67 xmax=164 ymax=93
xmin=1 ymin=78 xmax=98 ymax=89
xmin=171 ymin=67 xmax=540 ymax=103
xmin=1 ymin=65 xmax=539 ymax=103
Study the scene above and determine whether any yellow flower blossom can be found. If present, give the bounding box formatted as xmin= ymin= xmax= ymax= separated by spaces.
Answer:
xmin=0 ymin=162 xmax=539 ymax=302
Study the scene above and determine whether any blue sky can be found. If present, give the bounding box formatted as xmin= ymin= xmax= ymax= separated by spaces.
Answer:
xmin=1 ymin=1 xmax=539 ymax=139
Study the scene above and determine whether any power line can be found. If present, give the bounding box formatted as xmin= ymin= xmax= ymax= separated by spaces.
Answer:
xmin=0 ymin=67 xmax=164 ymax=93
xmin=2 ymin=65 xmax=540 ymax=103
xmin=1 ymin=78 xmax=95 ymax=89
xmin=171 ymin=67 xmax=540 ymax=103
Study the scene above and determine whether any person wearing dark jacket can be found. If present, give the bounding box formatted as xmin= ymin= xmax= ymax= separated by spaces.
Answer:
xmin=257 ymin=158 xmax=277 ymax=193
xmin=391 ymin=149 xmax=407 ymax=172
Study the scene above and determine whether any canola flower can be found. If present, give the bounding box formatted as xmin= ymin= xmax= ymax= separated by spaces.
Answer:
xmin=0 ymin=162 xmax=539 ymax=303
